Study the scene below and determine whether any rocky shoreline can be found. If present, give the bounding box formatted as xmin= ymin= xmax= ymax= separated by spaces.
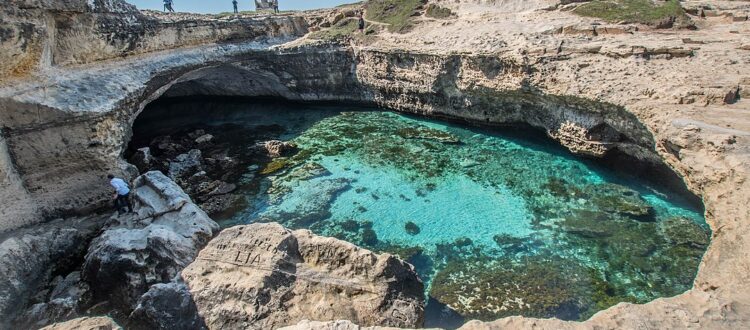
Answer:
xmin=1 ymin=171 xmax=424 ymax=329
xmin=1 ymin=0 xmax=749 ymax=329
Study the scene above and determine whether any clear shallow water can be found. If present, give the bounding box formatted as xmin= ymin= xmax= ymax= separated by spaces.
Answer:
xmin=134 ymin=100 xmax=709 ymax=328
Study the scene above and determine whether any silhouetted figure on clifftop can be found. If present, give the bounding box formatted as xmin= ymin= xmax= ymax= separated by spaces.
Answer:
xmin=163 ymin=0 xmax=174 ymax=12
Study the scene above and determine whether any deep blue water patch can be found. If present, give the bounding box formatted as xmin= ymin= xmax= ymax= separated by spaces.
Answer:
xmin=131 ymin=99 xmax=709 ymax=328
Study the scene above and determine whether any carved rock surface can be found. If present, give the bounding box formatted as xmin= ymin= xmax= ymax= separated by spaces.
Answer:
xmin=82 ymin=171 xmax=218 ymax=312
xmin=181 ymin=223 xmax=425 ymax=329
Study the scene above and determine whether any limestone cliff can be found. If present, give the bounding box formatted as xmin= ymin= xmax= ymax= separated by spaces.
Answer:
xmin=0 ymin=1 xmax=309 ymax=232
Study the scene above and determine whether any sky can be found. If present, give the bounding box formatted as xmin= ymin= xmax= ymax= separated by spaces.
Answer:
xmin=127 ymin=0 xmax=356 ymax=13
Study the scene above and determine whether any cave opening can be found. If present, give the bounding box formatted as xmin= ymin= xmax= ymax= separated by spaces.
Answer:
xmin=127 ymin=95 xmax=708 ymax=328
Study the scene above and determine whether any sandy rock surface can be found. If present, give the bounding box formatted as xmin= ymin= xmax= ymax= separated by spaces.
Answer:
xmin=181 ymin=223 xmax=425 ymax=329
xmin=280 ymin=319 xmax=408 ymax=330
xmin=40 ymin=316 xmax=122 ymax=330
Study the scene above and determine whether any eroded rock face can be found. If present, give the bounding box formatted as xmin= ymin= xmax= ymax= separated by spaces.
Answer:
xmin=18 ymin=271 xmax=93 ymax=329
xmin=130 ymin=282 xmax=206 ymax=330
xmin=181 ymin=223 xmax=425 ymax=329
xmin=0 ymin=216 xmax=104 ymax=328
xmin=40 ymin=316 xmax=122 ymax=330
xmin=82 ymin=171 xmax=218 ymax=312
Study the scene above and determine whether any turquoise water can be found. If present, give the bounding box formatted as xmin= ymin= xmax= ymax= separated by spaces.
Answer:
xmin=133 ymin=100 xmax=709 ymax=327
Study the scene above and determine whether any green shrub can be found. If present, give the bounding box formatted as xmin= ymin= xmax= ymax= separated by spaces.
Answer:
xmin=309 ymin=18 xmax=360 ymax=41
xmin=365 ymin=0 xmax=426 ymax=33
xmin=425 ymin=4 xmax=452 ymax=19
xmin=573 ymin=0 xmax=690 ymax=27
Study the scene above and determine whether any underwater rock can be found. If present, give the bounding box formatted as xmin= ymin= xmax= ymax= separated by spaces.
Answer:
xmin=659 ymin=217 xmax=710 ymax=248
xmin=181 ymin=223 xmax=425 ymax=328
xmin=261 ymin=158 xmax=291 ymax=175
xmin=586 ymin=183 xmax=652 ymax=218
xmin=261 ymin=178 xmax=351 ymax=228
xmin=396 ymin=126 xmax=460 ymax=144
xmin=404 ymin=221 xmax=421 ymax=235
xmin=340 ymin=220 xmax=360 ymax=232
xmin=493 ymin=234 xmax=531 ymax=254
xmin=454 ymin=237 xmax=473 ymax=247
xmin=362 ymin=228 xmax=379 ymax=245
xmin=561 ymin=209 xmax=614 ymax=238
xmin=460 ymin=159 xmax=481 ymax=168
xmin=82 ymin=171 xmax=218 ymax=312
xmin=431 ymin=257 xmax=598 ymax=321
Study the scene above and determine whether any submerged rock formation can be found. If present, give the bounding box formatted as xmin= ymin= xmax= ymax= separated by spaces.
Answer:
xmin=180 ymin=223 xmax=425 ymax=329
xmin=82 ymin=171 xmax=218 ymax=312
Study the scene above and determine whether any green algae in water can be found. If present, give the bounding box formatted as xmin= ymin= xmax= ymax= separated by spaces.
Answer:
xmin=150 ymin=101 xmax=707 ymax=327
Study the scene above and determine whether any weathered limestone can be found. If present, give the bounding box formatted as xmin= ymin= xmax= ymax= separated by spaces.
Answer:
xmin=0 ymin=216 xmax=105 ymax=329
xmin=0 ymin=1 xmax=310 ymax=233
xmin=130 ymin=282 xmax=206 ymax=330
xmin=82 ymin=171 xmax=218 ymax=312
xmin=19 ymin=271 xmax=93 ymax=329
xmin=180 ymin=223 xmax=425 ymax=329
xmin=40 ymin=316 xmax=122 ymax=330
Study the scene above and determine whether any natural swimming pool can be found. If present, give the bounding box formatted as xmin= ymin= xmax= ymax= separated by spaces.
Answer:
xmin=131 ymin=99 xmax=709 ymax=328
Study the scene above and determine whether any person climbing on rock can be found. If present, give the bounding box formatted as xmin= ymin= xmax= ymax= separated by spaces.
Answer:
xmin=232 ymin=0 xmax=238 ymax=13
xmin=358 ymin=12 xmax=365 ymax=34
xmin=108 ymin=174 xmax=133 ymax=215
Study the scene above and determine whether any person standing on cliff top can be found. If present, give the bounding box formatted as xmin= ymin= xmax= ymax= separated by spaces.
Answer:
xmin=164 ymin=0 xmax=174 ymax=12
xmin=232 ymin=0 xmax=238 ymax=13
xmin=273 ymin=0 xmax=279 ymax=13
xmin=108 ymin=174 xmax=133 ymax=215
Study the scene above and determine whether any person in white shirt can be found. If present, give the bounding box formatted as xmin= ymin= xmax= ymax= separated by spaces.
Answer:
xmin=108 ymin=174 xmax=133 ymax=215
